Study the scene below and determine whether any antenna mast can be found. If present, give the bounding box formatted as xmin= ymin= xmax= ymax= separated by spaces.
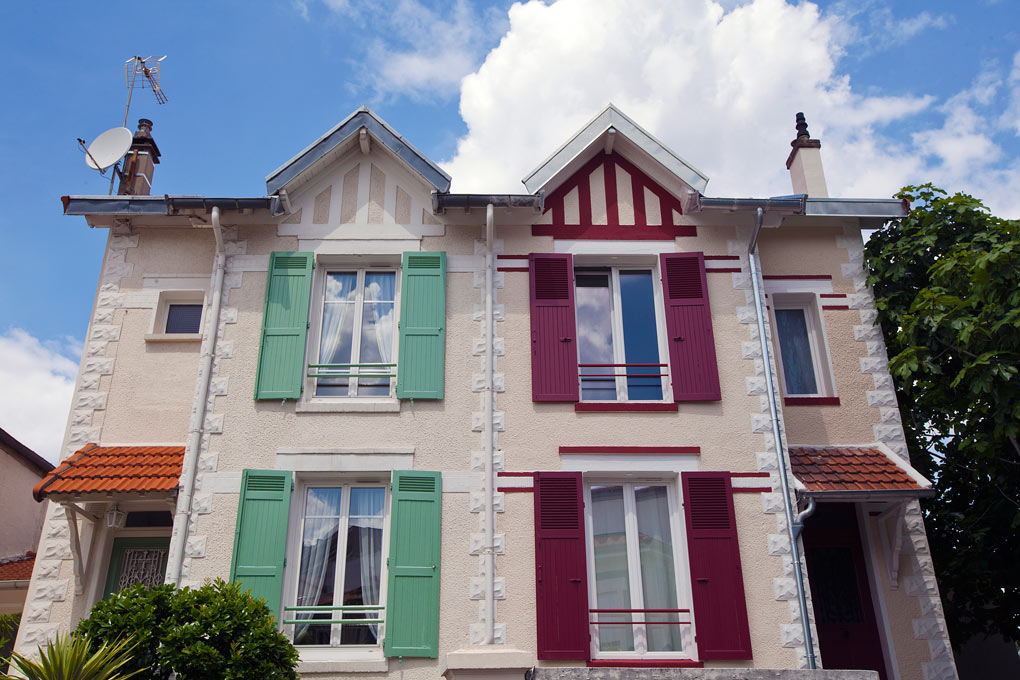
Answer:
xmin=110 ymin=56 xmax=167 ymax=193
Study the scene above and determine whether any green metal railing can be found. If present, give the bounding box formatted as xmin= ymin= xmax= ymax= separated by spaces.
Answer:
xmin=307 ymin=363 xmax=396 ymax=379
xmin=282 ymin=604 xmax=384 ymax=626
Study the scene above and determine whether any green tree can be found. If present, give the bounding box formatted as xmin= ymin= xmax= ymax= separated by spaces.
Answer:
xmin=863 ymin=184 xmax=1020 ymax=648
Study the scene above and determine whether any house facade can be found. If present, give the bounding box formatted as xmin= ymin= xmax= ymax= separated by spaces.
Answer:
xmin=16 ymin=106 xmax=956 ymax=680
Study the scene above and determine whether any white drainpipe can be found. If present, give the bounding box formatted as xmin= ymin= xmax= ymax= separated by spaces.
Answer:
xmin=483 ymin=202 xmax=496 ymax=644
xmin=166 ymin=206 xmax=225 ymax=587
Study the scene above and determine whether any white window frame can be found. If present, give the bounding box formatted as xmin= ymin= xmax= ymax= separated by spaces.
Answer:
xmin=282 ymin=475 xmax=392 ymax=662
xmin=145 ymin=290 xmax=204 ymax=342
xmin=583 ymin=476 xmax=696 ymax=660
xmin=770 ymin=293 xmax=836 ymax=398
xmin=572 ymin=261 xmax=671 ymax=403
xmin=305 ymin=262 xmax=401 ymax=402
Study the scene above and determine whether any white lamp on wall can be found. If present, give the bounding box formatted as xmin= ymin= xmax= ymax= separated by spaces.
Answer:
xmin=105 ymin=504 xmax=125 ymax=529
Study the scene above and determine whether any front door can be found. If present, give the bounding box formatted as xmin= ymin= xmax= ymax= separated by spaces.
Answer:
xmin=103 ymin=537 xmax=171 ymax=597
xmin=803 ymin=503 xmax=887 ymax=679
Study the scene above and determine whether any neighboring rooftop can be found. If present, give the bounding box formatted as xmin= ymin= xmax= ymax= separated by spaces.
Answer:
xmin=0 ymin=552 xmax=35 ymax=581
xmin=33 ymin=444 xmax=185 ymax=501
xmin=0 ymin=427 xmax=54 ymax=477
xmin=789 ymin=445 xmax=931 ymax=494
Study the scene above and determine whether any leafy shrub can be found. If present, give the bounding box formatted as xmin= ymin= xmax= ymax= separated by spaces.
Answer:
xmin=75 ymin=579 xmax=298 ymax=680
xmin=1 ymin=613 xmax=20 ymax=672
xmin=2 ymin=633 xmax=140 ymax=680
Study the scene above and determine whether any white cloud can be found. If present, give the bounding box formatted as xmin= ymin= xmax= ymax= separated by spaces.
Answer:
xmin=0 ymin=329 xmax=79 ymax=464
xmin=439 ymin=0 xmax=1020 ymax=217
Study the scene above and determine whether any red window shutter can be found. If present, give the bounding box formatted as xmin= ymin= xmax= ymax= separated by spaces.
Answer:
xmin=530 ymin=254 xmax=579 ymax=402
xmin=660 ymin=252 xmax=721 ymax=401
xmin=682 ymin=471 xmax=752 ymax=660
xmin=534 ymin=471 xmax=589 ymax=660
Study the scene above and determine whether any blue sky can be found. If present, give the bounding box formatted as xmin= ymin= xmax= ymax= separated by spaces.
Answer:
xmin=1 ymin=0 xmax=1018 ymax=460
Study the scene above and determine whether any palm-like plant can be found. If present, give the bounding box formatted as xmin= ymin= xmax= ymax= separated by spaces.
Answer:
xmin=2 ymin=634 xmax=140 ymax=680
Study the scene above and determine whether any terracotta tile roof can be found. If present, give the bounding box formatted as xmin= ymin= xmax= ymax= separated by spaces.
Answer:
xmin=789 ymin=445 xmax=928 ymax=492
xmin=0 ymin=552 xmax=35 ymax=581
xmin=33 ymin=444 xmax=184 ymax=501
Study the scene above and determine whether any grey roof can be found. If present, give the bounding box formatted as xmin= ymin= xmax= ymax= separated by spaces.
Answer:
xmin=265 ymin=107 xmax=452 ymax=195
xmin=522 ymin=104 xmax=710 ymax=194
xmin=62 ymin=195 xmax=278 ymax=216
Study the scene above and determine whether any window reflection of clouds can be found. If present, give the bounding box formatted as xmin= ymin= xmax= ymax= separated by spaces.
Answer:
xmin=325 ymin=273 xmax=358 ymax=302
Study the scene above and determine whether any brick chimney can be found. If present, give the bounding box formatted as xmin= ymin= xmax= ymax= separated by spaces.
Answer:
xmin=118 ymin=118 xmax=161 ymax=196
xmin=786 ymin=112 xmax=828 ymax=197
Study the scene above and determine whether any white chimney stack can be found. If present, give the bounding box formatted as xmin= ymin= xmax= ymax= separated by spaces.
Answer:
xmin=786 ymin=112 xmax=828 ymax=197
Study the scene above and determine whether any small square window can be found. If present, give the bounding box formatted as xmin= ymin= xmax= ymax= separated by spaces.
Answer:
xmin=165 ymin=304 xmax=203 ymax=334
xmin=771 ymin=294 xmax=835 ymax=397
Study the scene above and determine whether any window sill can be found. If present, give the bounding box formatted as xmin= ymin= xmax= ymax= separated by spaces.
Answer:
xmin=784 ymin=396 xmax=840 ymax=406
xmin=587 ymin=660 xmax=703 ymax=668
xmin=575 ymin=402 xmax=678 ymax=413
xmin=296 ymin=658 xmax=388 ymax=674
xmin=144 ymin=333 xmax=202 ymax=343
xmin=296 ymin=399 xmax=401 ymax=413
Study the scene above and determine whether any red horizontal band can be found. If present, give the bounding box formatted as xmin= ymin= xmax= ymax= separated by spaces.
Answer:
xmin=497 ymin=487 xmax=534 ymax=493
xmin=819 ymin=293 xmax=847 ymax=298
xmin=822 ymin=305 xmax=850 ymax=310
xmin=496 ymin=254 xmax=529 ymax=259
xmin=496 ymin=267 xmax=529 ymax=272
xmin=706 ymin=268 xmax=741 ymax=273
xmin=730 ymin=471 xmax=771 ymax=478
xmin=496 ymin=471 xmax=535 ymax=477
xmin=762 ymin=274 xmax=833 ymax=280
xmin=587 ymin=660 xmax=703 ymax=668
xmin=733 ymin=487 xmax=773 ymax=493
xmin=559 ymin=446 xmax=699 ymax=455
xmin=704 ymin=255 xmax=740 ymax=260
xmin=784 ymin=396 xmax=841 ymax=406
xmin=575 ymin=403 xmax=679 ymax=413
xmin=532 ymin=225 xmax=697 ymax=239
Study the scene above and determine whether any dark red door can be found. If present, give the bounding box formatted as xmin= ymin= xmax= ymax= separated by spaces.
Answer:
xmin=803 ymin=504 xmax=887 ymax=680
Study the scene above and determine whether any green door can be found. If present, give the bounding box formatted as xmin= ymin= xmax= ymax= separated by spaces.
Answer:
xmin=103 ymin=536 xmax=171 ymax=598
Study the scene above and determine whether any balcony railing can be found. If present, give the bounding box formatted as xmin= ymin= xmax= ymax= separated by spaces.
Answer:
xmin=306 ymin=363 xmax=397 ymax=379
xmin=282 ymin=604 xmax=384 ymax=627
xmin=589 ymin=607 xmax=691 ymax=626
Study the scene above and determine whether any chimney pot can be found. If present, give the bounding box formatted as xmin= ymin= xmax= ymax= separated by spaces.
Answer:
xmin=795 ymin=112 xmax=809 ymax=140
xmin=118 ymin=119 xmax=161 ymax=196
xmin=786 ymin=111 xmax=828 ymax=197
xmin=136 ymin=118 xmax=153 ymax=137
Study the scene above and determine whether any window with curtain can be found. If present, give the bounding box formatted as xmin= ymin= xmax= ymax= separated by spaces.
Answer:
xmin=574 ymin=267 xmax=667 ymax=402
xmin=772 ymin=295 xmax=834 ymax=398
xmin=314 ymin=270 xmax=397 ymax=398
xmin=586 ymin=482 xmax=691 ymax=659
xmin=290 ymin=483 xmax=387 ymax=649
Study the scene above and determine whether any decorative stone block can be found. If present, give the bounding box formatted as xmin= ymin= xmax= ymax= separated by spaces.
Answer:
xmin=773 ymin=578 xmax=797 ymax=600
xmin=780 ymin=623 xmax=804 ymax=647
xmin=185 ymin=536 xmax=207 ymax=558
xmin=34 ymin=580 xmax=68 ymax=603
xmin=750 ymin=413 xmax=772 ymax=433
xmin=767 ymin=534 xmax=791 ymax=556
xmin=741 ymin=341 xmax=762 ymax=359
xmin=745 ymin=376 xmax=767 ymax=396
xmin=762 ymin=493 xmax=784 ymax=514
xmin=866 ymin=390 xmax=897 ymax=407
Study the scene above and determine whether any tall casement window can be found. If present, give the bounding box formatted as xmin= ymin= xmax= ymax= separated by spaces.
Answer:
xmin=530 ymin=252 xmax=720 ymax=404
xmin=771 ymin=293 xmax=834 ymax=398
xmin=586 ymin=482 xmax=687 ymax=658
xmin=575 ymin=268 xmax=667 ymax=401
xmin=291 ymin=483 xmax=387 ymax=648
xmin=314 ymin=270 xmax=397 ymax=398
xmin=533 ymin=471 xmax=752 ymax=663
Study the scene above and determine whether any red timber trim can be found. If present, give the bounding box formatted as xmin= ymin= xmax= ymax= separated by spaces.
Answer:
xmin=784 ymin=396 xmax=841 ymax=406
xmin=761 ymin=274 xmax=833 ymax=280
xmin=532 ymin=152 xmax=695 ymax=240
xmin=730 ymin=471 xmax=770 ymax=478
xmin=704 ymin=255 xmax=740 ymax=260
xmin=497 ymin=254 xmax=530 ymax=259
xmin=558 ymin=446 xmax=700 ymax=455
xmin=819 ymin=293 xmax=847 ymax=298
xmin=575 ymin=402 xmax=679 ymax=412
xmin=706 ymin=268 xmax=741 ymax=273
xmin=587 ymin=660 xmax=704 ymax=668
xmin=822 ymin=305 xmax=851 ymax=310
xmin=497 ymin=267 xmax=529 ymax=272
xmin=497 ymin=471 xmax=536 ymax=477
xmin=732 ymin=487 xmax=773 ymax=493
xmin=498 ymin=487 xmax=534 ymax=493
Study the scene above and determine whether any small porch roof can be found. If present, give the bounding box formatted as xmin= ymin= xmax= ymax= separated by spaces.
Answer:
xmin=33 ymin=444 xmax=185 ymax=501
xmin=789 ymin=444 xmax=933 ymax=499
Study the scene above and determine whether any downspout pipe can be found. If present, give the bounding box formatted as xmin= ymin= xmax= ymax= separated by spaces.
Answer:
xmin=166 ymin=206 xmax=226 ymax=587
xmin=483 ymin=203 xmax=496 ymax=644
xmin=748 ymin=207 xmax=817 ymax=668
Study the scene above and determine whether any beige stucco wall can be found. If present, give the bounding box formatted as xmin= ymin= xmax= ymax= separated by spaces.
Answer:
xmin=0 ymin=448 xmax=48 ymax=559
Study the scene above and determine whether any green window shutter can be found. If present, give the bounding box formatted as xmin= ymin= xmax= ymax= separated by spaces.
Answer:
xmin=230 ymin=469 xmax=293 ymax=621
xmin=254 ymin=252 xmax=314 ymax=400
xmin=396 ymin=252 xmax=446 ymax=399
xmin=384 ymin=470 xmax=442 ymax=658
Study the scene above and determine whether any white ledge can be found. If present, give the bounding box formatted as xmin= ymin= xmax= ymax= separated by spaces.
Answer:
xmin=144 ymin=333 xmax=202 ymax=343
xmin=296 ymin=658 xmax=388 ymax=674
xmin=296 ymin=399 xmax=401 ymax=413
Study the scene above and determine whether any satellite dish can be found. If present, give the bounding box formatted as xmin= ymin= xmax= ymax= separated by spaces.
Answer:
xmin=85 ymin=127 xmax=132 ymax=170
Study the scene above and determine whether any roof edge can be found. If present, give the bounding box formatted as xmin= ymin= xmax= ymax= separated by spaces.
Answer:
xmin=0 ymin=426 xmax=53 ymax=475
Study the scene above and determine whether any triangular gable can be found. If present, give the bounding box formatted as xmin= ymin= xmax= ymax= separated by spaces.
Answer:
xmin=266 ymin=107 xmax=451 ymax=196
xmin=531 ymin=151 xmax=696 ymax=239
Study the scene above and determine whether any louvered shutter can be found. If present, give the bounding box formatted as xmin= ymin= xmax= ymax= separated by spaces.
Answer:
xmin=254 ymin=252 xmax=314 ymax=400
xmin=230 ymin=469 xmax=293 ymax=620
xmin=384 ymin=470 xmax=442 ymax=658
xmin=681 ymin=471 xmax=752 ymax=660
xmin=534 ymin=471 xmax=589 ymax=660
xmin=396 ymin=252 xmax=446 ymax=400
xmin=660 ymin=252 xmax=721 ymax=401
xmin=530 ymin=254 xmax=579 ymax=402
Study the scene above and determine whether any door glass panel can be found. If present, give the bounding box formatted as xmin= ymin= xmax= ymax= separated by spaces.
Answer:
xmin=339 ymin=487 xmax=385 ymax=645
xmin=294 ymin=487 xmax=342 ymax=645
xmin=619 ymin=271 xmax=663 ymax=401
xmin=356 ymin=273 xmax=396 ymax=397
xmin=576 ymin=272 xmax=617 ymax=401
xmin=634 ymin=485 xmax=682 ymax=651
xmin=317 ymin=273 xmax=358 ymax=396
xmin=808 ymin=546 xmax=864 ymax=624
xmin=117 ymin=548 xmax=167 ymax=591
xmin=590 ymin=485 xmax=634 ymax=651
xmin=775 ymin=308 xmax=818 ymax=394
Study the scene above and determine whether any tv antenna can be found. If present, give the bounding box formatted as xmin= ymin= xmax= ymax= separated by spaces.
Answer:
xmin=77 ymin=56 xmax=168 ymax=194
